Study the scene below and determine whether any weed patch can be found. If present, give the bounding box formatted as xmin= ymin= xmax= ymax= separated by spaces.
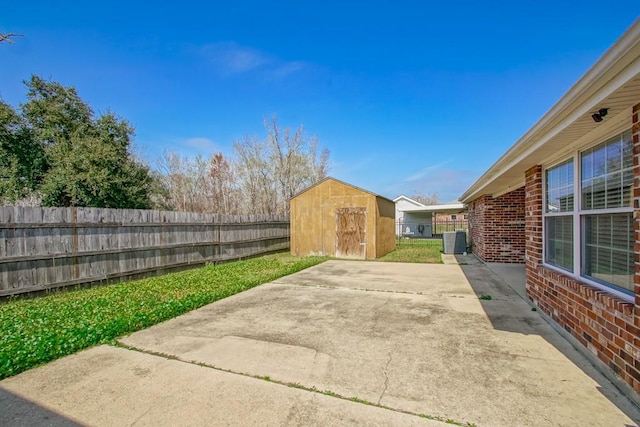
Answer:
xmin=0 ymin=254 xmax=327 ymax=380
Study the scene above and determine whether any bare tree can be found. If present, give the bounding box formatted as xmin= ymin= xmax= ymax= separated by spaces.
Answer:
xmin=234 ymin=136 xmax=276 ymax=215
xmin=152 ymin=118 xmax=329 ymax=215
xmin=411 ymin=192 xmax=440 ymax=205
xmin=0 ymin=33 xmax=23 ymax=44
xmin=155 ymin=150 xmax=241 ymax=214
xmin=209 ymin=152 xmax=239 ymax=215
xmin=234 ymin=116 xmax=330 ymax=215
xmin=265 ymin=116 xmax=329 ymax=212
xmin=155 ymin=151 xmax=208 ymax=212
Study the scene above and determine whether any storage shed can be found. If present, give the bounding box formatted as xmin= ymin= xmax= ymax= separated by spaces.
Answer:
xmin=290 ymin=177 xmax=396 ymax=259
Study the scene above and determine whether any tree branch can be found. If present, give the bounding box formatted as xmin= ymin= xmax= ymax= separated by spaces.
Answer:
xmin=0 ymin=33 xmax=24 ymax=44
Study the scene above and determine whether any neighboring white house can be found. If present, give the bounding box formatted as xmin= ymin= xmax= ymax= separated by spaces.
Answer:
xmin=394 ymin=196 xmax=432 ymax=237
xmin=394 ymin=196 xmax=465 ymax=237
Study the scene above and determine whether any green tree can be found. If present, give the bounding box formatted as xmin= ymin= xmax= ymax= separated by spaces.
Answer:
xmin=22 ymin=75 xmax=93 ymax=148
xmin=0 ymin=101 xmax=45 ymax=201
xmin=0 ymin=75 xmax=154 ymax=208
xmin=39 ymin=111 xmax=154 ymax=208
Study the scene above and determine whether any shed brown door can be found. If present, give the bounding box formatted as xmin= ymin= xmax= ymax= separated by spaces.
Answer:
xmin=335 ymin=208 xmax=366 ymax=259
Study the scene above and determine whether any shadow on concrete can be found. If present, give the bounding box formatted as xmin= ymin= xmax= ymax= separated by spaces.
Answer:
xmin=454 ymin=254 xmax=640 ymax=425
xmin=0 ymin=387 xmax=82 ymax=427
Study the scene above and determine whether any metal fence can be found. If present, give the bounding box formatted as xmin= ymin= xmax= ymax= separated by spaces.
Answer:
xmin=0 ymin=206 xmax=290 ymax=297
xmin=432 ymin=220 xmax=468 ymax=235
xmin=395 ymin=236 xmax=444 ymax=249
xmin=396 ymin=220 xmax=468 ymax=240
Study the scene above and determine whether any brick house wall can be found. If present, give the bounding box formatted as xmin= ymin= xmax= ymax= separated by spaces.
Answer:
xmin=634 ymin=103 xmax=640 ymax=358
xmin=467 ymin=196 xmax=488 ymax=260
xmin=467 ymin=188 xmax=526 ymax=263
xmin=524 ymin=105 xmax=640 ymax=394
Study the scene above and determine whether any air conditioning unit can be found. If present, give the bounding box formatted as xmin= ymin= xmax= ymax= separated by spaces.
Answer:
xmin=443 ymin=231 xmax=466 ymax=254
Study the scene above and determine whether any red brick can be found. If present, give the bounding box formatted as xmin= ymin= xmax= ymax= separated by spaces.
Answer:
xmin=625 ymin=322 xmax=640 ymax=337
xmin=467 ymin=188 xmax=526 ymax=263
xmin=627 ymin=364 xmax=640 ymax=382
xmin=614 ymin=316 xmax=626 ymax=328
xmin=620 ymin=348 xmax=635 ymax=364
xmin=467 ymin=108 xmax=640 ymax=393
xmin=601 ymin=328 xmax=614 ymax=341
xmin=599 ymin=346 xmax=614 ymax=361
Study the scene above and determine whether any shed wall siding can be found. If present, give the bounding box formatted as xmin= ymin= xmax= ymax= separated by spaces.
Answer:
xmin=376 ymin=197 xmax=396 ymax=258
xmin=290 ymin=179 xmax=393 ymax=259
xmin=467 ymin=188 xmax=526 ymax=263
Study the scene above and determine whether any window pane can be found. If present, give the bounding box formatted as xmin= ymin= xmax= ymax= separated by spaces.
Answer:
xmin=545 ymin=216 xmax=573 ymax=271
xmin=546 ymin=160 xmax=574 ymax=212
xmin=605 ymin=139 xmax=621 ymax=172
xmin=622 ymin=168 xmax=633 ymax=207
xmin=581 ymin=131 xmax=633 ymax=210
xmin=582 ymin=213 xmax=633 ymax=294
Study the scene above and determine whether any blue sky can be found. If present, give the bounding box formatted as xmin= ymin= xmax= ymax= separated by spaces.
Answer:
xmin=2 ymin=2 xmax=639 ymax=202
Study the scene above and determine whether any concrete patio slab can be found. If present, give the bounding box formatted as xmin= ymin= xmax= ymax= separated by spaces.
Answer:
xmin=116 ymin=261 xmax=640 ymax=426
xmin=2 ymin=260 xmax=639 ymax=426
xmin=1 ymin=345 xmax=443 ymax=427
xmin=485 ymin=262 xmax=527 ymax=300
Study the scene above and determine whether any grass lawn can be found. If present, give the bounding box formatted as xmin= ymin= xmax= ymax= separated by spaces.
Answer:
xmin=0 ymin=253 xmax=327 ymax=380
xmin=378 ymin=239 xmax=443 ymax=264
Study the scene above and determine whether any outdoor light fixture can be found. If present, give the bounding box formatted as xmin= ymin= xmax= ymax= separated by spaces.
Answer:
xmin=591 ymin=108 xmax=609 ymax=123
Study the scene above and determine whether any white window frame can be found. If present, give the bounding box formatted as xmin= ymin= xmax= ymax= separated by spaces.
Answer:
xmin=543 ymin=159 xmax=575 ymax=272
xmin=542 ymin=130 xmax=634 ymax=303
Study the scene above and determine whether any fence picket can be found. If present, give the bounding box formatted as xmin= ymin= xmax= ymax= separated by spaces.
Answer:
xmin=0 ymin=207 xmax=290 ymax=296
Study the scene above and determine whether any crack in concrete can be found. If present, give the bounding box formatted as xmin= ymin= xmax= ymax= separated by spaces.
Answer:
xmin=129 ymin=405 xmax=152 ymax=427
xmin=113 ymin=343 xmax=475 ymax=426
xmin=280 ymin=281 xmax=430 ymax=296
xmin=377 ymin=350 xmax=393 ymax=405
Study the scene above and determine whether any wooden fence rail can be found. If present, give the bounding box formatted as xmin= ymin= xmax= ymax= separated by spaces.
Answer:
xmin=0 ymin=206 xmax=290 ymax=297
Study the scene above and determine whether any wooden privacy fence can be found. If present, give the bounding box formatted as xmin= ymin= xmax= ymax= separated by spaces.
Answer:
xmin=0 ymin=206 xmax=290 ymax=297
